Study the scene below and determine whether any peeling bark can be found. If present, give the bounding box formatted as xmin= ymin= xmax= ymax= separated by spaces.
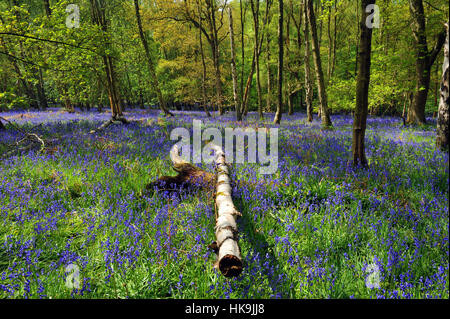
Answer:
xmin=436 ymin=24 xmax=449 ymax=151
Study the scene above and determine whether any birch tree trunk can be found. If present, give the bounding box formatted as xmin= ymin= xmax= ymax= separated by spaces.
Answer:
xmin=210 ymin=144 xmax=243 ymax=277
xmin=436 ymin=23 xmax=449 ymax=151
xmin=407 ymin=0 xmax=446 ymax=125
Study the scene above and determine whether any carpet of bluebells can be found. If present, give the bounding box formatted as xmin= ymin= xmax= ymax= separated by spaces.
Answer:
xmin=0 ymin=108 xmax=448 ymax=299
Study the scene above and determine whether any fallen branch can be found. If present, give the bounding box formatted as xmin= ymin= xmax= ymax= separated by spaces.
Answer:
xmin=0 ymin=116 xmax=47 ymax=158
xmin=89 ymin=115 xmax=129 ymax=134
xmin=148 ymin=143 xmax=243 ymax=277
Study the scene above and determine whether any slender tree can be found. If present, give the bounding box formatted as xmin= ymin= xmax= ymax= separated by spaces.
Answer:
xmin=250 ymin=0 xmax=263 ymax=119
xmin=228 ymin=4 xmax=241 ymax=121
xmin=206 ymin=0 xmax=224 ymax=115
xmin=352 ymin=0 xmax=375 ymax=166
xmin=307 ymin=0 xmax=332 ymax=127
xmin=90 ymin=0 xmax=124 ymax=121
xmin=303 ymin=0 xmax=313 ymax=122
xmin=240 ymin=0 xmax=245 ymax=103
xmin=266 ymin=24 xmax=272 ymax=113
xmin=273 ymin=0 xmax=283 ymax=124
xmin=134 ymin=0 xmax=173 ymax=116
xmin=198 ymin=0 xmax=211 ymax=117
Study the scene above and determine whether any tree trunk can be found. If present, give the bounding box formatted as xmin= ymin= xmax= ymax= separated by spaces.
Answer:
xmin=198 ymin=0 xmax=211 ymax=117
xmin=303 ymin=0 xmax=313 ymax=122
xmin=331 ymin=9 xmax=337 ymax=78
xmin=210 ymin=143 xmax=243 ymax=277
xmin=250 ymin=0 xmax=263 ymax=120
xmin=206 ymin=0 xmax=224 ymax=115
xmin=352 ymin=0 xmax=375 ymax=167
xmin=436 ymin=24 xmax=449 ymax=151
xmin=90 ymin=0 xmax=124 ymax=121
xmin=407 ymin=0 xmax=446 ymax=125
xmin=36 ymin=67 xmax=48 ymax=109
xmin=273 ymin=0 xmax=284 ymax=124
xmin=327 ymin=5 xmax=332 ymax=82
xmin=240 ymin=0 xmax=246 ymax=108
xmin=228 ymin=6 xmax=242 ymax=121
xmin=266 ymin=32 xmax=272 ymax=113
xmin=288 ymin=87 xmax=294 ymax=115
xmin=307 ymin=0 xmax=332 ymax=127
xmin=242 ymin=48 xmax=256 ymax=116
xmin=134 ymin=0 xmax=173 ymax=117
xmin=43 ymin=0 xmax=51 ymax=16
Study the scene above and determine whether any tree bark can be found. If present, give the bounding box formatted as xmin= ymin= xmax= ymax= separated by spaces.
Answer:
xmin=407 ymin=0 xmax=446 ymax=124
xmin=134 ymin=0 xmax=173 ymax=117
xmin=209 ymin=144 xmax=243 ymax=277
xmin=352 ymin=0 xmax=375 ymax=167
xmin=307 ymin=0 xmax=332 ymax=127
xmin=436 ymin=24 xmax=449 ymax=151
xmin=273 ymin=0 xmax=284 ymax=124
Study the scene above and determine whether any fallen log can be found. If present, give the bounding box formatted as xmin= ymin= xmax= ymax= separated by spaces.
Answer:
xmin=209 ymin=143 xmax=243 ymax=277
xmin=148 ymin=143 xmax=243 ymax=277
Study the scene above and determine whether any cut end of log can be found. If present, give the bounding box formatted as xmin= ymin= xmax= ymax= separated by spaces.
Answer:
xmin=219 ymin=254 xmax=243 ymax=278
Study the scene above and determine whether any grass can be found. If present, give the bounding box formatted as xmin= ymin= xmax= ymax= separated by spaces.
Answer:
xmin=0 ymin=110 xmax=448 ymax=299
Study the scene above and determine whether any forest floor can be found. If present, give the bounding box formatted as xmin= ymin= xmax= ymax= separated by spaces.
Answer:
xmin=0 ymin=108 xmax=448 ymax=298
